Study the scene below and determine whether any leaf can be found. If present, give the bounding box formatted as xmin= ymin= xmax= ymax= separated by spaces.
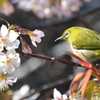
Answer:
xmin=66 ymin=52 xmax=85 ymax=61
xmin=20 ymin=37 xmax=32 ymax=54
xmin=84 ymin=80 xmax=96 ymax=100
xmin=66 ymin=52 xmax=92 ymax=69
xmin=85 ymin=80 xmax=100 ymax=100
xmin=80 ymin=69 xmax=92 ymax=100
xmin=79 ymin=61 xmax=92 ymax=69
xmin=93 ymin=81 xmax=100 ymax=98
xmin=70 ymin=72 xmax=85 ymax=99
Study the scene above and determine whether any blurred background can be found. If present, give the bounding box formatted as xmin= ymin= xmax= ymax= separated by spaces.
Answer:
xmin=0 ymin=0 xmax=100 ymax=100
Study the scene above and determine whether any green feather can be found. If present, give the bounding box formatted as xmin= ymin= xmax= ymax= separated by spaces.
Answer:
xmin=63 ymin=27 xmax=100 ymax=50
xmin=60 ymin=27 xmax=100 ymax=62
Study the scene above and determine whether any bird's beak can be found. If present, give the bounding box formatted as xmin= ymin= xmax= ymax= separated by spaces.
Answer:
xmin=55 ymin=36 xmax=63 ymax=42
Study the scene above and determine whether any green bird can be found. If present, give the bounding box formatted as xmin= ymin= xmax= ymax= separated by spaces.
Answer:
xmin=55 ymin=27 xmax=100 ymax=62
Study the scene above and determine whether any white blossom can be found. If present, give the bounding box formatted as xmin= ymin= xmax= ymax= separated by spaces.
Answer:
xmin=52 ymin=88 xmax=76 ymax=100
xmin=12 ymin=85 xmax=30 ymax=100
xmin=30 ymin=29 xmax=45 ymax=47
xmin=52 ymin=88 xmax=67 ymax=100
xmin=0 ymin=24 xmax=20 ymax=51
xmin=0 ymin=49 xmax=21 ymax=74
xmin=0 ymin=74 xmax=17 ymax=91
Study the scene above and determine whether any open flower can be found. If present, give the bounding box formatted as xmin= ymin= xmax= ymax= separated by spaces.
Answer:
xmin=0 ymin=49 xmax=21 ymax=74
xmin=52 ymin=88 xmax=67 ymax=100
xmin=0 ymin=24 xmax=20 ymax=51
xmin=29 ymin=29 xmax=45 ymax=47
xmin=0 ymin=73 xmax=17 ymax=91
xmin=52 ymin=88 xmax=76 ymax=100
xmin=12 ymin=84 xmax=30 ymax=100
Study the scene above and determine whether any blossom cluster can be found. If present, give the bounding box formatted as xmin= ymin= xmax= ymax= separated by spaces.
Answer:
xmin=0 ymin=24 xmax=20 ymax=91
xmin=11 ymin=0 xmax=92 ymax=19
xmin=52 ymin=88 xmax=76 ymax=100
xmin=12 ymin=0 xmax=82 ymax=19
xmin=12 ymin=84 xmax=40 ymax=100
xmin=0 ymin=23 xmax=45 ymax=91
xmin=0 ymin=0 xmax=92 ymax=18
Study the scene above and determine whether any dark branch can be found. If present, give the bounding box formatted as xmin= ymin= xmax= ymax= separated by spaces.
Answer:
xmin=20 ymin=77 xmax=72 ymax=100
xmin=16 ymin=49 xmax=81 ymax=67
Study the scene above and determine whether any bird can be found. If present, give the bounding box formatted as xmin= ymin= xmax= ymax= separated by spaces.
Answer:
xmin=55 ymin=26 xmax=100 ymax=62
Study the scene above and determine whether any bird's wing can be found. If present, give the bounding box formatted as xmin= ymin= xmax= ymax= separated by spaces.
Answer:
xmin=72 ymin=30 xmax=100 ymax=50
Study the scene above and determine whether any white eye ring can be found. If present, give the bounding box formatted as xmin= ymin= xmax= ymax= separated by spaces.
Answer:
xmin=65 ymin=31 xmax=70 ymax=38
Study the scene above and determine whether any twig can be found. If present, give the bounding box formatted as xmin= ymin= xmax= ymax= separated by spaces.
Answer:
xmin=16 ymin=49 xmax=81 ymax=67
xmin=20 ymin=77 xmax=72 ymax=100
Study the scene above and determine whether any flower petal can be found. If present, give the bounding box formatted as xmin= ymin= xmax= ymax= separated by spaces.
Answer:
xmin=6 ymin=39 xmax=20 ymax=50
xmin=0 ymin=52 xmax=6 ymax=61
xmin=19 ymin=85 xmax=30 ymax=96
xmin=7 ymin=77 xmax=17 ymax=86
xmin=34 ymin=36 xmax=41 ymax=43
xmin=0 ymin=24 xmax=8 ymax=37
xmin=6 ymin=49 xmax=16 ymax=58
xmin=4 ymin=64 xmax=15 ymax=74
xmin=32 ymin=41 xmax=37 ymax=47
xmin=53 ymin=88 xmax=62 ymax=100
xmin=33 ymin=29 xmax=45 ymax=37
xmin=0 ymin=44 xmax=3 ymax=52
xmin=13 ymin=53 xmax=21 ymax=67
xmin=13 ymin=39 xmax=20 ymax=49
xmin=8 ymin=30 xmax=19 ymax=42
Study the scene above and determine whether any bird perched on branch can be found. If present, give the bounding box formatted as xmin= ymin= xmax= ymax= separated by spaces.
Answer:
xmin=55 ymin=27 xmax=100 ymax=62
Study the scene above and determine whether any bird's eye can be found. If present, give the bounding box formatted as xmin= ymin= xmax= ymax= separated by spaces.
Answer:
xmin=65 ymin=31 xmax=70 ymax=38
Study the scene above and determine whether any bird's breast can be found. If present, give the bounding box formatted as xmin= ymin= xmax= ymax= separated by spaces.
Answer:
xmin=70 ymin=45 xmax=98 ymax=62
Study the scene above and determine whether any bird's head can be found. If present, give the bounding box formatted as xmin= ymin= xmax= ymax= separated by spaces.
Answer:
xmin=55 ymin=30 xmax=70 ymax=42
xmin=55 ymin=27 xmax=81 ymax=43
xmin=55 ymin=27 xmax=74 ymax=42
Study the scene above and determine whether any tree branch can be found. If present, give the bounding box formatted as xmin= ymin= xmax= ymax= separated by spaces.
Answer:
xmin=16 ymin=49 xmax=81 ymax=67
xmin=20 ymin=77 xmax=72 ymax=100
